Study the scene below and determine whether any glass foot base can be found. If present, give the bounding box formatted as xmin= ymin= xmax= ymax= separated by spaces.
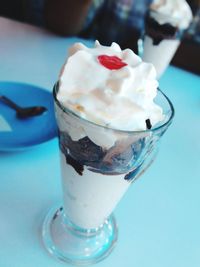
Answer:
xmin=42 ymin=205 xmax=118 ymax=265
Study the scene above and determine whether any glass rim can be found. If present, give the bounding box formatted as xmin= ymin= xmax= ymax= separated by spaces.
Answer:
xmin=53 ymin=82 xmax=175 ymax=135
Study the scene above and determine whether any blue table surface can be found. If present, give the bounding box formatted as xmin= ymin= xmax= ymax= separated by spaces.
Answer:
xmin=0 ymin=17 xmax=200 ymax=267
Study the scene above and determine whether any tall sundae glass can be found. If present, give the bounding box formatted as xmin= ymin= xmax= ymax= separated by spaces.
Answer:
xmin=42 ymin=41 xmax=174 ymax=265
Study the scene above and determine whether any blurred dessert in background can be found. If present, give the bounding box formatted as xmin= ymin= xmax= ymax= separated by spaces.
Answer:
xmin=142 ymin=0 xmax=193 ymax=78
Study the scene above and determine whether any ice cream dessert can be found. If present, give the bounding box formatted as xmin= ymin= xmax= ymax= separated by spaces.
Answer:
xmin=142 ymin=0 xmax=193 ymax=78
xmin=54 ymin=41 xmax=166 ymax=229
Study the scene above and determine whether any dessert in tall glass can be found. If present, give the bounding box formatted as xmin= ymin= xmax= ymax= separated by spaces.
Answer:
xmin=142 ymin=0 xmax=193 ymax=78
xmin=42 ymin=41 xmax=174 ymax=265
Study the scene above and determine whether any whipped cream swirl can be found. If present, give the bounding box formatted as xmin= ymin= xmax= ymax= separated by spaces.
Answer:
xmin=58 ymin=41 xmax=163 ymax=132
xmin=150 ymin=0 xmax=193 ymax=29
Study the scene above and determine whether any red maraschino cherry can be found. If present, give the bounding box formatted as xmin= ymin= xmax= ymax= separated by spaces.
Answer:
xmin=98 ymin=55 xmax=127 ymax=70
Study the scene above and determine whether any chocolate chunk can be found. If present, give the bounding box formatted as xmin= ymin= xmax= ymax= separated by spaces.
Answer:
xmin=66 ymin=154 xmax=84 ymax=175
xmin=145 ymin=119 xmax=152 ymax=129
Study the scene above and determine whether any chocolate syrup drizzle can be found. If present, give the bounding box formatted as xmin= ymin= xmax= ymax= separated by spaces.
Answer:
xmin=58 ymin=130 xmax=146 ymax=182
